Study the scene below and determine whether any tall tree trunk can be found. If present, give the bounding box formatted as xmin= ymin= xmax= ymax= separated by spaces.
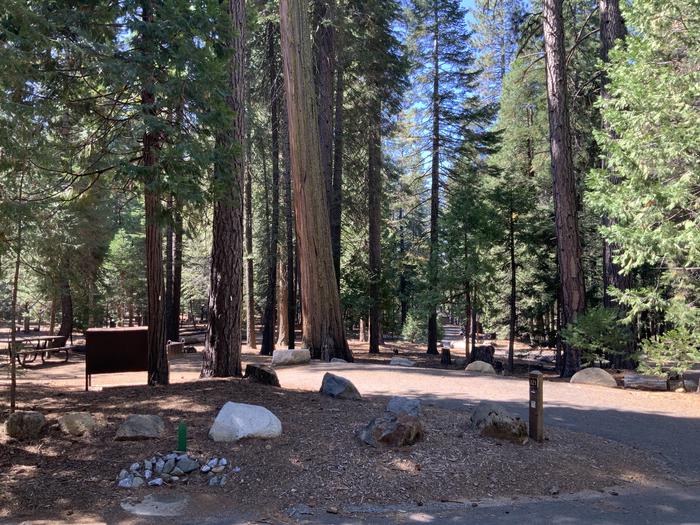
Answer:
xmin=202 ymin=0 xmax=246 ymax=377
xmin=508 ymin=194 xmax=516 ymax=373
xmin=245 ymin=120 xmax=256 ymax=350
xmin=279 ymin=0 xmax=351 ymax=361
xmin=398 ymin=207 xmax=407 ymax=328
xmin=470 ymin=288 xmax=477 ymax=351
xmin=57 ymin=279 xmax=73 ymax=339
xmin=543 ymin=0 xmax=586 ymax=377
xmin=277 ymin=258 xmax=289 ymax=345
xmin=464 ymin=282 xmax=471 ymax=357
xmin=427 ymin=4 xmax=441 ymax=355
xmin=330 ymin=57 xmax=344 ymax=287
xmin=282 ymin=97 xmax=296 ymax=349
xmin=261 ymin=20 xmax=281 ymax=357
xmin=140 ymin=0 xmax=168 ymax=386
xmin=368 ymin=104 xmax=382 ymax=354
xmin=169 ymin=206 xmax=183 ymax=341
xmin=165 ymin=195 xmax=174 ymax=340
xmin=8 ymin=175 xmax=24 ymax=413
xmin=314 ymin=0 xmax=335 ymax=212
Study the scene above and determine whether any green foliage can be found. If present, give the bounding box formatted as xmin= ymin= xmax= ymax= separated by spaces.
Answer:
xmin=587 ymin=0 xmax=700 ymax=348
xmin=639 ymin=329 xmax=700 ymax=377
xmin=562 ymin=307 xmax=634 ymax=366
xmin=401 ymin=311 xmax=443 ymax=343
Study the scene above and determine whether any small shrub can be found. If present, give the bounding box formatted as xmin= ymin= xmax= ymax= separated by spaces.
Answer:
xmin=561 ymin=306 xmax=634 ymax=366
xmin=638 ymin=328 xmax=700 ymax=377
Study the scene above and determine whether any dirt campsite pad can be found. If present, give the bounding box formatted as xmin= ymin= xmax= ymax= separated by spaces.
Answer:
xmin=0 ymin=376 xmax=666 ymax=523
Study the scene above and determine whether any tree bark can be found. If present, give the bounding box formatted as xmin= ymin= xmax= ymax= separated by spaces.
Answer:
xmin=543 ymin=0 xmax=586 ymax=377
xmin=277 ymin=257 xmax=288 ymax=346
xmin=202 ymin=0 xmax=246 ymax=377
xmin=282 ymin=97 xmax=296 ymax=349
xmin=508 ymin=195 xmax=516 ymax=373
xmin=313 ymin=0 xmax=335 ymax=213
xmin=245 ymin=116 xmax=256 ymax=350
xmin=165 ymin=196 xmax=174 ymax=339
xmin=140 ymin=0 xmax=168 ymax=386
xmin=57 ymin=278 xmax=73 ymax=339
xmin=398 ymin=207 xmax=408 ymax=328
xmin=261 ymin=20 xmax=282 ymax=357
xmin=330 ymin=58 xmax=344 ymax=288
xmin=368 ymin=104 xmax=382 ymax=354
xmin=427 ymin=3 xmax=441 ymax=355
xmin=279 ymin=0 xmax=351 ymax=361
xmin=170 ymin=206 xmax=183 ymax=341
xmin=8 ymin=175 xmax=24 ymax=413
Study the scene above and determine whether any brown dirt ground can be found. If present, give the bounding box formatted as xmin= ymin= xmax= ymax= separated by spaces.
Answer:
xmin=0 ymin=375 xmax=666 ymax=523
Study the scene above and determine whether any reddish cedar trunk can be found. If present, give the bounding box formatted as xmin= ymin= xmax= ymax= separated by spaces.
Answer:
xmin=368 ymin=105 xmax=382 ymax=354
xmin=314 ymin=0 xmax=335 ymax=212
xmin=330 ymin=59 xmax=344 ymax=288
xmin=427 ymin=3 xmax=440 ymax=356
xmin=543 ymin=0 xmax=586 ymax=377
xmin=261 ymin=20 xmax=281 ymax=357
xmin=141 ymin=0 xmax=168 ymax=385
xmin=202 ymin=0 xmax=246 ymax=377
xmin=165 ymin=196 xmax=174 ymax=339
xmin=280 ymin=0 xmax=351 ymax=361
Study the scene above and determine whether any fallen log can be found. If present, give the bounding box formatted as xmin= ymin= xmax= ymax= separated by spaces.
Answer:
xmin=623 ymin=374 xmax=668 ymax=391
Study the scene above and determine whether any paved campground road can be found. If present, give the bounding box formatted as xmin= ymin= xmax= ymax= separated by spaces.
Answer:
xmin=269 ymin=360 xmax=700 ymax=524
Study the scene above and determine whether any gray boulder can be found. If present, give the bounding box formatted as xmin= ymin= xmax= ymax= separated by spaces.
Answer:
xmin=359 ymin=414 xmax=424 ymax=448
xmin=320 ymin=373 xmax=362 ymax=400
xmin=244 ymin=364 xmax=280 ymax=387
xmin=330 ymin=358 xmax=348 ymax=363
xmin=6 ymin=411 xmax=45 ymax=440
xmin=59 ymin=412 xmax=97 ymax=436
xmin=115 ymin=414 xmax=165 ymax=441
xmin=465 ymin=360 xmax=496 ymax=374
xmin=389 ymin=357 xmax=416 ymax=367
xmin=271 ymin=348 xmax=311 ymax=367
xmin=571 ymin=367 xmax=617 ymax=388
xmin=470 ymin=401 xmax=527 ymax=444
xmin=386 ymin=396 xmax=421 ymax=417
xmin=176 ymin=456 xmax=199 ymax=474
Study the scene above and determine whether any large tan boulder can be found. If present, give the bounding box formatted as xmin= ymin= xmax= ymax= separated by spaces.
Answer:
xmin=571 ymin=367 xmax=617 ymax=388
xmin=59 ymin=412 xmax=98 ymax=436
xmin=465 ymin=360 xmax=496 ymax=374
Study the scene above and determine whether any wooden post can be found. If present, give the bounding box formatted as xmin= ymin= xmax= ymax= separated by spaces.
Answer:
xmin=529 ymin=371 xmax=544 ymax=442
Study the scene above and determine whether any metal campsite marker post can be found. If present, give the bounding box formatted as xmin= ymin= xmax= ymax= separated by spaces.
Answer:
xmin=529 ymin=371 xmax=544 ymax=442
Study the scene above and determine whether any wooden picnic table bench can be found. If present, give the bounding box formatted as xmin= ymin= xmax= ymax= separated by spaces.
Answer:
xmin=8 ymin=335 xmax=72 ymax=367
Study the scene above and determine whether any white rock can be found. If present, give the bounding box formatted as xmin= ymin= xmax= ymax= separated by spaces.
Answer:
xmin=209 ymin=402 xmax=283 ymax=442
xmin=271 ymin=348 xmax=311 ymax=367
xmin=148 ymin=478 xmax=164 ymax=486
xmin=219 ymin=458 xmax=228 ymax=466
xmin=207 ymin=458 xmax=218 ymax=468
xmin=330 ymin=358 xmax=347 ymax=363
xmin=130 ymin=462 xmax=141 ymax=471
xmin=465 ymin=360 xmax=496 ymax=374
xmin=571 ymin=367 xmax=617 ymax=388
xmin=389 ymin=357 xmax=416 ymax=367
xmin=118 ymin=469 xmax=130 ymax=480
xmin=201 ymin=465 xmax=211 ymax=473
xmin=144 ymin=470 xmax=152 ymax=479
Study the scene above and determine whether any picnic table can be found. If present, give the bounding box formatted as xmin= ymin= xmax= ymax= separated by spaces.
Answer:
xmin=6 ymin=335 xmax=71 ymax=367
